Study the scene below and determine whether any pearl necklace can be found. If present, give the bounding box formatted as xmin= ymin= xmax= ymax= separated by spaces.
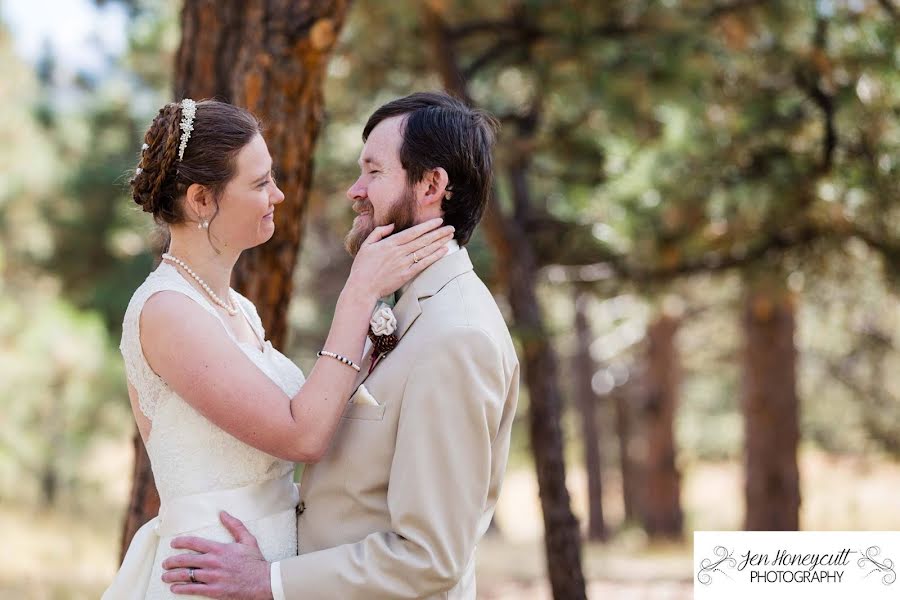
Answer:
xmin=162 ymin=253 xmax=238 ymax=316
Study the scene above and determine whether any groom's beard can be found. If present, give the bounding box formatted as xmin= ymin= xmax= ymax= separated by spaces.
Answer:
xmin=344 ymin=185 xmax=418 ymax=256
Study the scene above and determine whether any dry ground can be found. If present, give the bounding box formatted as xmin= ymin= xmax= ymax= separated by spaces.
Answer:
xmin=3 ymin=444 xmax=899 ymax=599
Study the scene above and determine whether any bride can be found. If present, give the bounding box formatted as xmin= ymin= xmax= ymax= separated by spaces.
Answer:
xmin=103 ymin=99 xmax=453 ymax=599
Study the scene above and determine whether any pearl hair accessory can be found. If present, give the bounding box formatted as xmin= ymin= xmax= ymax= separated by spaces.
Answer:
xmin=177 ymin=98 xmax=197 ymax=162
xmin=136 ymin=143 xmax=149 ymax=175
xmin=161 ymin=252 xmax=237 ymax=316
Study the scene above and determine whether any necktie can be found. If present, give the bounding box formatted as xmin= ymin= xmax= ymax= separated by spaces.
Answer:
xmin=379 ymin=292 xmax=397 ymax=308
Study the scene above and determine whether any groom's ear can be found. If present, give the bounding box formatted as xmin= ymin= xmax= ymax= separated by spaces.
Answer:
xmin=417 ymin=167 xmax=450 ymax=209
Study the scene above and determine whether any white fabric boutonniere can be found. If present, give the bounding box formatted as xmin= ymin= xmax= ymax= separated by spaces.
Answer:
xmin=367 ymin=304 xmax=398 ymax=373
xmin=369 ymin=304 xmax=397 ymax=362
xmin=369 ymin=305 xmax=397 ymax=337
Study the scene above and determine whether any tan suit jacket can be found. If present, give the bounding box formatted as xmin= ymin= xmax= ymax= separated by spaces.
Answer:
xmin=278 ymin=248 xmax=519 ymax=598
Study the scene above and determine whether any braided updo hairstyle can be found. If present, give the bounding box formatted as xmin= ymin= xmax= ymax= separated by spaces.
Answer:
xmin=130 ymin=100 xmax=262 ymax=227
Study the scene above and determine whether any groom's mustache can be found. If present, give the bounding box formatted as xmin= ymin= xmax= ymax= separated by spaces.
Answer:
xmin=352 ymin=200 xmax=373 ymax=216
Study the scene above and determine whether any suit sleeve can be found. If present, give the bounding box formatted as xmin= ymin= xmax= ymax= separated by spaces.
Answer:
xmin=276 ymin=326 xmax=507 ymax=599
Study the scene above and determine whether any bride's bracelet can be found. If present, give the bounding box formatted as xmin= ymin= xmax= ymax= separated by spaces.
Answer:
xmin=316 ymin=350 xmax=361 ymax=373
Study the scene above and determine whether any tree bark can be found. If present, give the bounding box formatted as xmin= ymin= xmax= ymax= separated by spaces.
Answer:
xmin=421 ymin=5 xmax=587 ymax=597
xmin=121 ymin=0 xmax=349 ymax=554
xmin=635 ymin=314 xmax=684 ymax=539
xmin=175 ymin=0 xmax=350 ymax=348
xmin=613 ymin=384 xmax=638 ymax=523
xmin=508 ymin=221 xmax=586 ymax=599
xmin=742 ymin=274 xmax=801 ymax=530
xmin=573 ymin=288 xmax=606 ymax=541
xmin=120 ymin=429 xmax=160 ymax=562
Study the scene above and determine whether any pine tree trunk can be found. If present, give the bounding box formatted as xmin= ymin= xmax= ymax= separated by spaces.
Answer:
xmin=573 ymin=288 xmax=606 ymax=541
xmin=40 ymin=372 xmax=66 ymax=508
xmin=175 ymin=0 xmax=350 ymax=348
xmin=421 ymin=6 xmax=587 ymax=597
xmin=512 ymin=261 xmax=587 ymax=598
xmin=742 ymin=275 xmax=801 ymax=530
xmin=121 ymin=0 xmax=349 ymax=554
xmin=613 ymin=384 xmax=638 ymax=523
xmin=636 ymin=314 xmax=683 ymax=539
xmin=505 ymin=165 xmax=587 ymax=599
xmin=120 ymin=429 xmax=160 ymax=562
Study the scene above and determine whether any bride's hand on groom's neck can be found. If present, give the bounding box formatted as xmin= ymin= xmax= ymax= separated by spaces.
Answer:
xmin=347 ymin=218 xmax=455 ymax=300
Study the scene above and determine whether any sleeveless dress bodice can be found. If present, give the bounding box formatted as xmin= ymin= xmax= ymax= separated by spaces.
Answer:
xmin=104 ymin=262 xmax=305 ymax=599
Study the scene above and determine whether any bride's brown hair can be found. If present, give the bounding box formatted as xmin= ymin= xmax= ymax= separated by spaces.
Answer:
xmin=130 ymin=100 xmax=262 ymax=227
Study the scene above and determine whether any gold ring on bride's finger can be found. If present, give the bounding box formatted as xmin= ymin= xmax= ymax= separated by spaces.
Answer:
xmin=189 ymin=567 xmax=197 ymax=584
xmin=412 ymin=251 xmax=420 ymax=264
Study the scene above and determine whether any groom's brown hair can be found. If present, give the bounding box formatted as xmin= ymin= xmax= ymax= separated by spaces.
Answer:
xmin=363 ymin=92 xmax=499 ymax=246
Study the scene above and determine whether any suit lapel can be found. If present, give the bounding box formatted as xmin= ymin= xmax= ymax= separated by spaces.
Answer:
xmin=392 ymin=289 xmax=423 ymax=342
xmin=347 ymin=338 xmax=375 ymax=398
xmin=392 ymin=247 xmax=474 ymax=345
xmin=348 ymin=249 xmax=475 ymax=396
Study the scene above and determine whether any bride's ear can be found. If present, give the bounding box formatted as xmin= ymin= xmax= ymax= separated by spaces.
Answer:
xmin=184 ymin=183 xmax=214 ymax=221
xmin=418 ymin=167 xmax=450 ymax=209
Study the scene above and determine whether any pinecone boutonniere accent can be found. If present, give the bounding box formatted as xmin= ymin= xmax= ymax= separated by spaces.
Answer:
xmin=368 ymin=304 xmax=398 ymax=357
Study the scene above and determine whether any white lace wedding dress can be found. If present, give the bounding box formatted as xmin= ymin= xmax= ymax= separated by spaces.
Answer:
xmin=104 ymin=262 xmax=306 ymax=599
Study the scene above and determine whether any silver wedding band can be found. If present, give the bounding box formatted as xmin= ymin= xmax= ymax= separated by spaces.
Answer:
xmin=189 ymin=567 xmax=197 ymax=584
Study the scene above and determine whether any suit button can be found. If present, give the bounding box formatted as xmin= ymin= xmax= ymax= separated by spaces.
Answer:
xmin=297 ymin=501 xmax=306 ymax=515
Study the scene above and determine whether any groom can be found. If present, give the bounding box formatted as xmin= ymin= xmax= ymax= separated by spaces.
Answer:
xmin=162 ymin=92 xmax=520 ymax=599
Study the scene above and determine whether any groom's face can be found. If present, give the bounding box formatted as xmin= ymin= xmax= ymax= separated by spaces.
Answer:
xmin=344 ymin=116 xmax=419 ymax=256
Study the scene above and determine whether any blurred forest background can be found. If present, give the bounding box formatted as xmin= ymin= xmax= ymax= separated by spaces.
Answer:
xmin=1 ymin=0 xmax=898 ymax=598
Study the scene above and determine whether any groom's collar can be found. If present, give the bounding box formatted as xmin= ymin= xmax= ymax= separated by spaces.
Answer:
xmin=391 ymin=244 xmax=472 ymax=341
xmin=354 ymin=245 xmax=472 ymax=392
xmin=398 ymin=239 xmax=460 ymax=298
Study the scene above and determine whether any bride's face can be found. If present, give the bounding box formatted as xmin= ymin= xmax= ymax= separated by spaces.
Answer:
xmin=213 ymin=133 xmax=285 ymax=250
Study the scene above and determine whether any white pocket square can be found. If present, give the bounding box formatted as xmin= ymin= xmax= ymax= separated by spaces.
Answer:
xmin=351 ymin=384 xmax=379 ymax=406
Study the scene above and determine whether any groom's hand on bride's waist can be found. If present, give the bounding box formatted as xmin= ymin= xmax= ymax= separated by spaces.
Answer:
xmin=161 ymin=511 xmax=272 ymax=600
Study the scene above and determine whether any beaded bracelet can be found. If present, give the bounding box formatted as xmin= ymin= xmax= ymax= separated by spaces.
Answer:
xmin=316 ymin=350 xmax=361 ymax=372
